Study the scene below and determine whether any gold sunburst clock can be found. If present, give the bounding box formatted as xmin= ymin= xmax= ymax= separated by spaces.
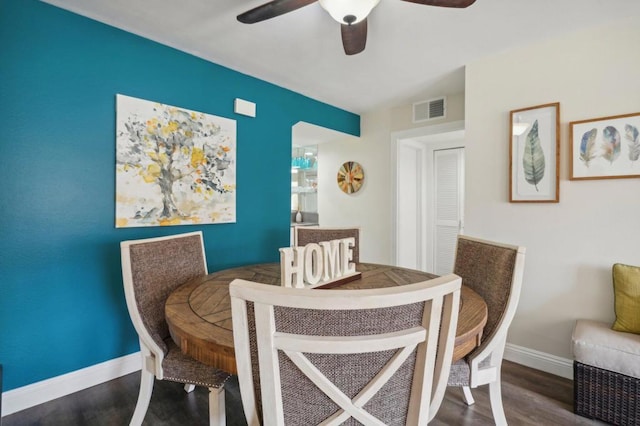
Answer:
xmin=337 ymin=161 xmax=364 ymax=194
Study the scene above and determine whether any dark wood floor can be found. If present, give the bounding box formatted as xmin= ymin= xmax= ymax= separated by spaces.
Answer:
xmin=4 ymin=360 xmax=606 ymax=425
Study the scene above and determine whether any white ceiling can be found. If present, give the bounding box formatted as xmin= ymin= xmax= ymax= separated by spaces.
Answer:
xmin=44 ymin=0 xmax=640 ymax=114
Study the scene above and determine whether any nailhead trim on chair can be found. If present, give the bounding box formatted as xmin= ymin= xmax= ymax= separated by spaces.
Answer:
xmin=163 ymin=375 xmax=232 ymax=389
xmin=162 ymin=338 xmax=231 ymax=389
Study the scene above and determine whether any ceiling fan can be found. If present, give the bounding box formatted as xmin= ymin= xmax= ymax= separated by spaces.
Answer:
xmin=237 ymin=0 xmax=476 ymax=55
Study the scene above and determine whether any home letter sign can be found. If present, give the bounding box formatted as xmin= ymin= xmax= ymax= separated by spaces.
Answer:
xmin=279 ymin=238 xmax=359 ymax=288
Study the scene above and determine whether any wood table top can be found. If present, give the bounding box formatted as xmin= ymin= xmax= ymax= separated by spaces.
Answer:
xmin=165 ymin=262 xmax=487 ymax=375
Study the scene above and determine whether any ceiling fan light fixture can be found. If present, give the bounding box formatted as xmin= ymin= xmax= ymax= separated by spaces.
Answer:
xmin=319 ymin=0 xmax=381 ymax=25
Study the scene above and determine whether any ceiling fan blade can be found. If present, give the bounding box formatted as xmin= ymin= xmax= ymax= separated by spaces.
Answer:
xmin=237 ymin=0 xmax=318 ymax=24
xmin=400 ymin=0 xmax=476 ymax=7
xmin=341 ymin=19 xmax=367 ymax=56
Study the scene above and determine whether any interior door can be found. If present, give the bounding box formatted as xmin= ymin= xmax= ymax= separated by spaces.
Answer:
xmin=433 ymin=147 xmax=464 ymax=275
xmin=393 ymin=126 xmax=464 ymax=273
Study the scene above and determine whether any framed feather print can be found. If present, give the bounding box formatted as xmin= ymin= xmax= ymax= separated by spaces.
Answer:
xmin=569 ymin=112 xmax=640 ymax=180
xmin=509 ymin=103 xmax=560 ymax=202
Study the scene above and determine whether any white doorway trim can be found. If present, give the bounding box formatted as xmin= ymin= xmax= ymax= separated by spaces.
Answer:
xmin=390 ymin=120 xmax=465 ymax=268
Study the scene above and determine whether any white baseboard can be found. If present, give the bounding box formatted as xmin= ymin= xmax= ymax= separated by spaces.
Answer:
xmin=504 ymin=343 xmax=573 ymax=380
xmin=1 ymin=344 xmax=574 ymax=417
xmin=2 ymin=352 xmax=141 ymax=417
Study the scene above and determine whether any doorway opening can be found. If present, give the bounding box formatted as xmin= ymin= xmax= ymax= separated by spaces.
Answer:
xmin=391 ymin=121 xmax=465 ymax=274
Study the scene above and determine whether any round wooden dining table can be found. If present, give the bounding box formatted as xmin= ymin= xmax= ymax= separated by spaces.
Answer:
xmin=165 ymin=262 xmax=487 ymax=375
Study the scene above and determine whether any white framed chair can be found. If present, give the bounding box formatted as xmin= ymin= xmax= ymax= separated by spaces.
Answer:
xmin=294 ymin=226 xmax=360 ymax=263
xmin=230 ymin=274 xmax=462 ymax=426
xmin=120 ymin=231 xmax=230 ymax=426
xmin=447 ymin=235 xmax=526 ymax=426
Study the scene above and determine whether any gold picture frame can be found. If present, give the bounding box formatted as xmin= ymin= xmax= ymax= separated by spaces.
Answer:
xmin=509 ymin=102 xmax=560 ymax=203
xmin=569 ymin=112 xmax=640 ymax=180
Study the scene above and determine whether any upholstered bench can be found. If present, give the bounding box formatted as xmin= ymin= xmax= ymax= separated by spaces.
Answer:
xmin=572 ymin=263 xmax=640 ymax=424
xmin=572 ymin=319 xmax=640 ymax=424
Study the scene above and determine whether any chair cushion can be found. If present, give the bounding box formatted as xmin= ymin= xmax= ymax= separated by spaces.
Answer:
xmin=572 ymin=319 xmax=640 ymax=379
xmin=612 ymin=263 xmax=640 ymax=334
xmin=448 ymin=359 xmax=471 ymax=386
xmin=161 ymin=338 xmax=231 ymax=388
xmin=447 ymin=356 xmax=492 ymax=387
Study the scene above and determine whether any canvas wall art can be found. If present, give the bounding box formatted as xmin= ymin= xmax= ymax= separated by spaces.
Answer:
xmin=116 ymin=94 xmax=236 ymax=228
xmin=509 ymin=103 xmax=560 ymax=203
xmin=569 ymin=112 xmax=640 ymax=180
xmin=337 ymin=161 xmax=364 ymax=194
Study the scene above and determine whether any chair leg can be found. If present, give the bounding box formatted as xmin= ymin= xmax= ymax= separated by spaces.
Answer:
xmin=489 ymin=379 xmax=507 ymax=426
xmin=462 ymin=386 xmax=475 ymax=405
xmin=208 ymin=386 xmax=226 ymax=426
xmin=184 ymin=383 xmax=195 ymax=393
xmin=130 ymin=368 xmax=155 ymax=426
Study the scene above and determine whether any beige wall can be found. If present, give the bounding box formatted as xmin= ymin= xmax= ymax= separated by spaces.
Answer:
xmin=464 ymin=17 xmax=640 ymax=358
xmin=318 ymin=92 xmax=465 ymax=264
xmin=317 ymin=109 xmax=393 ymax=264
xmin=320 ymin=16 xmax=639 ymax=367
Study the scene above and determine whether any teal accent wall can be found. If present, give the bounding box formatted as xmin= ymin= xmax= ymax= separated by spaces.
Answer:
xmin=0 ymin=0 xmax=359 ymax=391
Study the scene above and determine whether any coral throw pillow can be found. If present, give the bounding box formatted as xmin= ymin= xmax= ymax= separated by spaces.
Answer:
xmin=612 ymin=263 xmax=640 ymax=334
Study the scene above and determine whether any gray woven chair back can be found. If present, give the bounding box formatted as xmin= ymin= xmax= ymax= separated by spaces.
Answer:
xmin=453 ymin=236 xmax=517 ymax=345
xmin=127 ymin=233 xmax=206 ymax=355
xmin=296 ymin=227 xmax=360 ymax=263
xmin=258 ymin=303 xmax=424 ymax=425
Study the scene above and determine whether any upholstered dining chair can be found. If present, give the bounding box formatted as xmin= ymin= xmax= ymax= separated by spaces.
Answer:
xmin=294 ymin=226 xmax=360 ymax=263
xmin=120 ymin=231 xmax=230 ymax=426
xmin=230 ymin=274 xmax=462 ymax=426
xmin=447 ymin=235 xmax=526 ymax=426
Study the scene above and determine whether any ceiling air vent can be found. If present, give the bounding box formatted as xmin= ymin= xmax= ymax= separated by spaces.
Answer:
xmin=413 ymin=97 xmax=446 ymax=123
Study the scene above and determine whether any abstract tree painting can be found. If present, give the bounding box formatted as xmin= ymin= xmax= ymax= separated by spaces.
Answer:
xmin=509 ymin=103 xmax=560 ymax=203
xmin=570 ymin=112 xmax=640 ymax=180
xmin=116 ymin=94 xmax=236 ymax=227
